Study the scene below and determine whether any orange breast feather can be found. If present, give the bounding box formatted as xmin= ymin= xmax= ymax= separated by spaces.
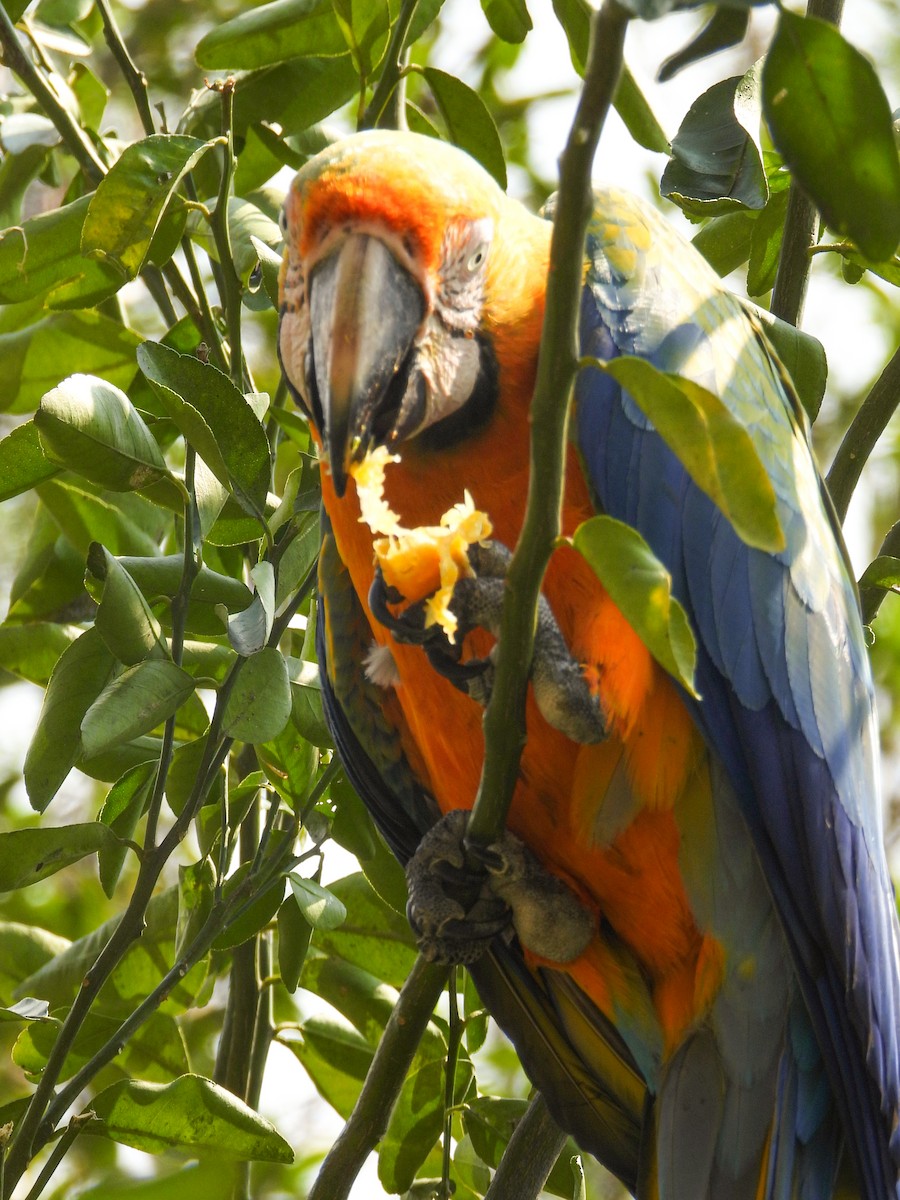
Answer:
xmin=321 ymin=421 xmax=720 ymax=1050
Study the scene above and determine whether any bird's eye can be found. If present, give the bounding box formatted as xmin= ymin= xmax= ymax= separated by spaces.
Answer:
xmin=467 ymin=244 xmax=488 ymax=273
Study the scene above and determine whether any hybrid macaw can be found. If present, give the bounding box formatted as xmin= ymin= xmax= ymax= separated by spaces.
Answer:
xmin=278 ymin=130 xmax=900 ymax=1199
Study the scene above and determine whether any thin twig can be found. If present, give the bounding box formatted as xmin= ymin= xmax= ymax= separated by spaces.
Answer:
xmin=0 ymin=9 xmax=106 ymax=183
xmin=96 ymin=0 xmax=155 ymax=136
xmin=361 ymin=0 xmax=419 ymax=130
xmin=466 ymin=0 xmax=630 ymax=847
xmin=20 ymin=1116 xmax=89 ymax=1200
xmin=440 ymin=968 xmax=462 ymax=1198
xmin=208 ymin=80 xmax=244 ymax=388
xmin=825 ymin=342 xmax=900 ymax=525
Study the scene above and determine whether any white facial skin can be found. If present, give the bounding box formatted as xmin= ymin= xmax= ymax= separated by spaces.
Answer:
xmin=279 ymin=209 xmax=494 ymax=448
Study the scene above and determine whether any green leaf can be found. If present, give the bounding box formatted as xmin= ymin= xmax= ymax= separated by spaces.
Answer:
xmin=76 ymin=1162 xmax=237 ymax=1200
xmin=184 ymin=59 xmax=358 ymax=162
xmin=0 ymin=194 xmax=122 ymax=307
xmin=480 ymin=0 xmax=531 ymax=43
xmin=463 ymin=972 xmax=488 ymax=1054
xmin=80 ymin=659 xmax=196 ymax=758
xmin=87 ymin=1075 xmax=293 ymax=1162
xmin=661 ymin=68 xmax=767 ymax=216
xmin=166 ymin=734 xmax=224 ymax=818
xmin=659 ymin=8 xmax=749 ymax=82
xmin=421 ymin=68 xmax=507 ymax=189
xmin=613 ymin=66 xmax=670 ymax=156
xmin=36 ymin=375 xmax=172 ymax=495
xmin=137 ymin=342 xmax=271 ymax=522
xmin=224 ymin=561 xmax=275 ymax=655
xmin=333 ymin=0 xmax=392 ymax=78
xmin=16 ymin=887 xmax=207 ymax=1017
xmin=0 ymin=998 xmax=52 ymax=1023
xmin=82 ymin=135 xmax=216 ymax=279
xmin=24 ymin=627 xmax=118 ymax=811
xmin=88 ymin=546 xmax=167 ymax=664
xmin=0 ymin=310 xmax=142 ymax=415
xmin=762 ymin=12 xmax=900 ymax=260
xmin=859 ymin=555 xmax=900 ymax=592
xmin=0 ymin=622 xmax=77 ymax=686
xmin=15 ymin=1009 xmax=188 ymax=1085
xmin=287 ymin=655 xmax=333 ymax=749
xmin=277 ymin=896 xmax=313 ymax=992
xmin=572 ymin=516 xmax=698 ymax=698
xmin=595 ymin=356 xmax=785 ymax=553
xmin=379 ymin=1055 xmax=474 ymax=1193
xmin=330 ymin=772 xmax=378 ymax=861
xmin=85 ymin=552 xmax=253 ymax=639
xmin=257 ymin=721 xmax=318 ymax=808
xmin=98 ymin=761 xmax=156 ymax=897
xmin=289 ymin=876 xmax=347 ymax=931
xmin=287 ymin=1014 xmax=373 ymax=1117
xmin=298 ymin=956 xmax=398 ymax=1044
xmin=692 ymin=210 xmax=755 ymax=277
xmin=462 ymin=1097 xmax=578 ymax=1198
xmin=212 ymin=864 xmax=288 ymax=952
xmin=312 ymin=872 xmax=417 ymax=988
xmin=742 ymin=300 xmax=827 ymax=422
xmin=746 ymin=188 xmax=789 ymax=296
xmin=196 ymin=0 xmax=349 ymax=68
xmin=222 ymin=647 xmax=291 ymax=742
xmin=0 ymin=923 xmax=70 ymax=994
xmin=38 ymin=478 xmax=167 ymax=558
xmin=0 ymin=823 xmax=119 ymax=891
xmin=0 ymin=421 xmax=60 ymax=499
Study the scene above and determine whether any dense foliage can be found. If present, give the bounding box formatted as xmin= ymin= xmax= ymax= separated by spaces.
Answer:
xmin=0 ymin=0 xmax=898 ymax=1198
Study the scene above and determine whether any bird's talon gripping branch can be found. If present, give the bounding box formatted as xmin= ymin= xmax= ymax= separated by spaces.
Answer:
xmin=373 ymin=537 xmax=606 ymax=745
xmin=406 ymin=810 xmax=595 ymax=965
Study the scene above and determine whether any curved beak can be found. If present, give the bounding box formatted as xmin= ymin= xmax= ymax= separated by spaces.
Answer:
xmin=309 ymin=233 xmax=424 ymax=496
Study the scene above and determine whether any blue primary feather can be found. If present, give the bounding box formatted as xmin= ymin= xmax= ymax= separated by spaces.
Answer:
xmin=574 ymin=188 xmax=900 ymax=1199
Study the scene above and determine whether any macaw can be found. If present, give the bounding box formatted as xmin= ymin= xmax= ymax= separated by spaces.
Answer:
xmin=278 ymin=130 xmax=900 ymax=1199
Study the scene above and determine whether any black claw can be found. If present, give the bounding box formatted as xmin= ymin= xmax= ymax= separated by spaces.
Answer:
xmin=368 ymin=565 xmax=431 ymax=645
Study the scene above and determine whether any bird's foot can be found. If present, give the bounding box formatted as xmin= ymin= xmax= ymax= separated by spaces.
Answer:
xmin=407 ymin=810 xmax=595 ymax=965
xmin=370 ymin=539 xmax=606 ymax=745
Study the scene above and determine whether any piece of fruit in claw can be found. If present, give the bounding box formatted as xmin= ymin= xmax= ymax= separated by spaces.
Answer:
xmin=349 ymin=447 xmax=492 ymax=643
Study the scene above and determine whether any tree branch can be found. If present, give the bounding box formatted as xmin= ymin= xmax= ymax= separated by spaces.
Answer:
xmin=306 ymin=957 xmax=450 ymax=1200
xmin=484 ymin=1094 xmax=568 ymax=1200
xmin=466 ymin=0 xmax=630 ymax=847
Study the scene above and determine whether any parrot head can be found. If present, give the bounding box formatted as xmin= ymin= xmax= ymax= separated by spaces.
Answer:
xmin=279 ymin=131 xmax=549 ymax=495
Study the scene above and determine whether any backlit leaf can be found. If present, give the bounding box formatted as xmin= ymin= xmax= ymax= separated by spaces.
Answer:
xmin=36 ymin=375 xmax=171 ymax=493
xmin=572 ymin=516 xmax=698 ymax=697
xmin=24 ymin=627 xmax=119 ymax=811
xmin=594 ymin=356 xmax=784 ymax=553
xmin=763 ymin=12 xmax=900 ymax=260
xmin=0 ymin=823 xmax=119 ymax=891
xmin=88 ymin=1075 xmax=293 ymax=1161
xmin=82 ymin=135 xmax=217 ymax=278
xmin=80 ymin=659 xmax=196 ymax=757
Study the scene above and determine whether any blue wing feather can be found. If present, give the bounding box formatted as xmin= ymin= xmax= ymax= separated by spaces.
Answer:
xmin=574 ymin=188 xmax=900 ymax=1199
